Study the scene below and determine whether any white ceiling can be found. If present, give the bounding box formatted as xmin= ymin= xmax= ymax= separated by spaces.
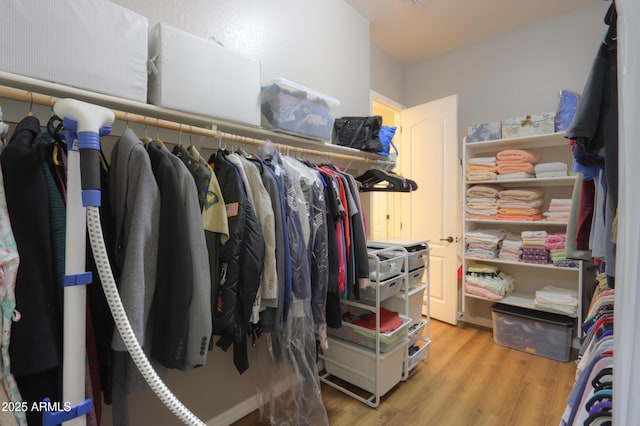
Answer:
xmin=345 ymin=0 xmax=602 ymax=64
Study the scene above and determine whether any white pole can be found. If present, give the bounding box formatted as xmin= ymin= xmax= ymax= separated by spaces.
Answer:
xmin=63 ymin=138 xmax=87 ymax=426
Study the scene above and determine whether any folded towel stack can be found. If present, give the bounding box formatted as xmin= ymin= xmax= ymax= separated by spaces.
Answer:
xmin=496 ymin=188 xmax=544 ymax=221
xmin=534 ymin=162 xmax=568 ymax=178
xmin=465 ymin=262 xmax=515 ymax=301
xmin=496 ymin=149 xmax=540 ymax=180
xmin=498 ymin=232 xmax=522 ymax=262
xmin=465 ymin=184 xmax=503 ymax=219
xmin=545 ymin=232 xmax=570 ymax=265
xmin=534 ymin=285 xmax=578 ymax=316
xmin=465 ymin=228 xmax=506 ymax=260
xmin=543 ymin=198 xmax=571 ymax=223
xmin=521 ymin=230 xmax=549 ymax=264
xmin=467 ymin=157 xmax=497 ymax=181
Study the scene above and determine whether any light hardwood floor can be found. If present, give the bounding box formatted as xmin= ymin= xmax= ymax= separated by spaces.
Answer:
xmin=233 ymin=319 xmax=577 ymax=426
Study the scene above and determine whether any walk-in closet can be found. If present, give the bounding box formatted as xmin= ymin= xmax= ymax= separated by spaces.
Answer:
xmin=0 ymin=1 xmax=635 ymax=425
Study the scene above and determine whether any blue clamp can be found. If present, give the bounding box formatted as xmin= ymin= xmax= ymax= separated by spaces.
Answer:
xmin=42 ymin=398 xmax=92 ymax=426
xmin=63 ymin=272 xmax=93 ymax=287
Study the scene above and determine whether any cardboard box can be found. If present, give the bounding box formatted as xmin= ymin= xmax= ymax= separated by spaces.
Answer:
xmin=0 ymin=0 xmax=148 ymax=102
xmin=467 ymin=122 xmax=502 ymax=142
xmin=148 ymin=23 xmax=261 ymax=126
xmin=501 ymin=113 xmax=556 ymax=139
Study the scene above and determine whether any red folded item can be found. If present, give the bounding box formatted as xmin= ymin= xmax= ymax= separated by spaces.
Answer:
xmin=353 ymin=307 xmax=403 ymax=333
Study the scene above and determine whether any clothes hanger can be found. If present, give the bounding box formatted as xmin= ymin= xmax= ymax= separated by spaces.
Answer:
xmin=355 ymin=169 xmax=417 ymax=192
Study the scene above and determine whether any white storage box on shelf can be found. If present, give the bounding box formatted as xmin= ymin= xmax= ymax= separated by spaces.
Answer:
xmin=148 ymin=22 xmax=261 ymax=126
xmin=260 ymin=78 xmax=339 ymax=141
xmin=327 ymin=314 xmax=411 ymax=352
xmin=323 ymin=337 xmax=407 ymax=396
xmin=0 ymin=0 xmax=148 ymax=102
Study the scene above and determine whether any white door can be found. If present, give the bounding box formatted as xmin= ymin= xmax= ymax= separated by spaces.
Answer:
xmin=397 ymin=95 xmax=460 ymax=325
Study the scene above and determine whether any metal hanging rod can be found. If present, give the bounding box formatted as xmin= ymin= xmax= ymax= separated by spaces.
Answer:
xmin=0 ymin=82 xmax=394 ymax=168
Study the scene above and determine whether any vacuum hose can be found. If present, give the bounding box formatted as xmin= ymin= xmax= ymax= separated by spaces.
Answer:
xmin=87 ymin=207 xmax=205 ymax=426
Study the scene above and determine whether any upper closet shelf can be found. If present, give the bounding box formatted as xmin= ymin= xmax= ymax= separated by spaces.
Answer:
xmin=0 ymin=71 xmax=394 ymax=170
xmin=465 ymin=132 xmax=569 ymax=152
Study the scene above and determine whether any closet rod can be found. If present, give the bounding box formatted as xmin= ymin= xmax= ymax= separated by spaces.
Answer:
xmin=0 ymin=83 xmax=393 ymax=167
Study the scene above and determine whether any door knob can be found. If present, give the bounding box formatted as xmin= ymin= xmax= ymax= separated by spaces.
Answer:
xmin=440 ymin=236 xmax=454 ymax=243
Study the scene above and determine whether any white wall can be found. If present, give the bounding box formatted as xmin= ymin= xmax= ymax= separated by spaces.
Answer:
xmin=370 ymin=42 xmax=405 ymax=105
xmin=111 ymin=0 xmax=371 ymax=116
xmin=99 ymin=1 xmax=371 ymax=424
xmin=402 ymin=2 xmax=609 ymax=143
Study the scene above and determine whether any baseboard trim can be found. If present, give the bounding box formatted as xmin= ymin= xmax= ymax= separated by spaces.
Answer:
xmin=206 ymin=395 xmax=258 ymax=426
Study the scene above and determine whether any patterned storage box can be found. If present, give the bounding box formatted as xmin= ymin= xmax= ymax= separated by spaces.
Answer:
xmin=501 ymin=113 xmax=556 ymax=139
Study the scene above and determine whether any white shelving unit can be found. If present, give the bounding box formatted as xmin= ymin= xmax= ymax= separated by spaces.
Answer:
xmin=319 ymin=246 xmax=409 ymax=408
xmin=367 ymin=240 xmax=431 ymax=375
xmin=461 ymin=132 xmax=583 ymax=345
xmin=319 ymin=240 xmax=431 ymax=407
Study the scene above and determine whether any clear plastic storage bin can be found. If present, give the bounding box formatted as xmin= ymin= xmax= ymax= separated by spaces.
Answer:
xmin=492 ymin=303 xmax=575 ymax=362
xmin=260 ymin=78 xmax=339 ymax=141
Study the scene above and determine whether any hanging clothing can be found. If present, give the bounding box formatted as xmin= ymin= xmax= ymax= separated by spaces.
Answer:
xmin=146 ymin=141 xmax=193 ymax=369
xmin=1 ymin=116 xmax=61 ymax=426
xmin=211 ymin=151 xmax=264 ymax=374
xmin=186 ymin=145 xmax=228 ymax=345
xmin=0 ymin=143 xmax=25 ymax=426
xmin=109 ymin=128 xmax=164 ymax=425
xmin=164 ymin=144 xmax=212 ymax=371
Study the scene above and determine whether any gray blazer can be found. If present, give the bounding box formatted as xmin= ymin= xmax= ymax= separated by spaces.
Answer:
xmin=164 ymin=145 xmax=213 ymax=370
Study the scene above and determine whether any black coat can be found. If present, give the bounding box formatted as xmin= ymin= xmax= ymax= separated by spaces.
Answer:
xmin=211 ymin=151 xmax=264 ymax=374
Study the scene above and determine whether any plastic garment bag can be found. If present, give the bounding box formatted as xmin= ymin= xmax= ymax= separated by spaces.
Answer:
xmin=254 ymin=143 xmax=328 ymax=425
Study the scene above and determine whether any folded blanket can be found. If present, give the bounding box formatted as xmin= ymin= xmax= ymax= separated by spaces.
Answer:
xmin=521 ymin=230 xmax=548 ymax=238
xmin=498 ymin=208 xmax=541 ymax=216
xmin=497 ymin=163 xmax=535 ymax=175
xmin=544 ymin=211 xmax=570 ymax=218
xmin=466 ymin=213 xmax=498 ymax=220
xmin=467 ymin=171 xmax=498 ymax=181
xmin=465 ymin=228 xmax=506 ymax=243
xmin=522 ymin=240 xmax=547 ymax=247
xmin=497 ymin=198 xmax=544 ymax=209
xmin=467 ymin=263 xmax=499 ymax=274
xmin=498 ymin=188 xmax=544 ymax=201
xmin=535 ymin=170 xmax=568 ymax=178
xmin=496 ymin=213 xmax=543 ymax=221
xmin=466 ymin=184 xmax=503 ymax=198
xmin=467 ymin=203 xmax=499 ymax=210
xmin=466 ymin=207 xmax=498 ymax=216
xmin=465 ymin=282 xmax=504 ymax=301
xmin=545 ymin=233 xmax=567 ymax=243
xmin=496 ymin=149 xmax=540 ymax=163
xmin=534 ymin=162 xmax=568 ymax=173
xmin=468 ymin=198 xmax=499 ymax=205
xmin=546 ymin=216 xmax=569 ymax=222
xmin=548 ymin=205 xmax=571 ymax=212
xmin=468 ymin=157 xmax=497 ymax=165
xmin=549 ymin=198 xmax=572 ymax=206
xmin=467 ymin=163 xmax=498 ymax=173
xmin=497 ymin=172 xmax=535 ymax=180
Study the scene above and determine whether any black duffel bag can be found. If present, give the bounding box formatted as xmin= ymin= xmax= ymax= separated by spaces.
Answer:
xmin=333 ymin=116 xmax=384 ymax=152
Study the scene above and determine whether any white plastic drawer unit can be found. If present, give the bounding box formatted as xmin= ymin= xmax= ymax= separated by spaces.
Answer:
xmin=323 ymin=337 xmax=407 ymax=396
